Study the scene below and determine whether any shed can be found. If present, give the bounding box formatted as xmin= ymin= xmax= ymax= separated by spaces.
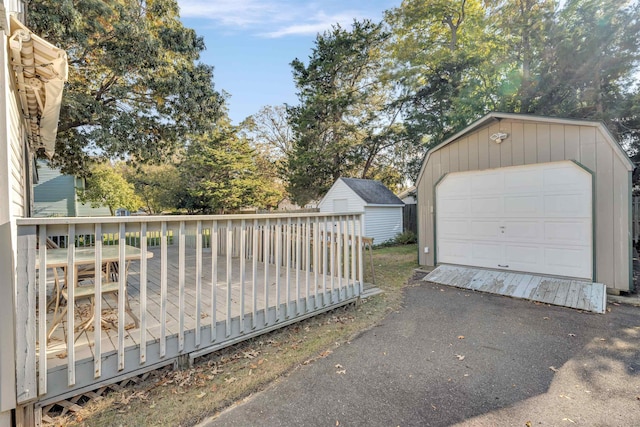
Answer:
xmin=319 ymin=177 xmax=404 ymax=244
xmin=416 ymin=113 xmax=634 ymax=293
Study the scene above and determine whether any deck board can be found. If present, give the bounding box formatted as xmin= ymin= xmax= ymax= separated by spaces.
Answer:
xmin=423 ymin=265 xmax=606 ymax=314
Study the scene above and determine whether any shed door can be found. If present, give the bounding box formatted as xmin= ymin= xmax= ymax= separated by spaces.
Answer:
xmin=436 ymin=161 xmax=592 ymax=279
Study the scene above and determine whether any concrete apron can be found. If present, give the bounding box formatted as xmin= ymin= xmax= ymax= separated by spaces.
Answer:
xmin=424 ymin=264 xmax=606 ymax=314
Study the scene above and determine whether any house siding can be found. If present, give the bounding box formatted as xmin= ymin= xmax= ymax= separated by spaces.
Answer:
xmin=363 ymin=206 xmax=403 ymax=244
xmin=416 ymin=116 xmax=632 ymax=292
xmin=318 ymin=180 xmax=366 ymax=213
xmin=319 ymin=179 xmax=404 ymax=243
xmin=33 ymin=161 xmax=112 ymax=217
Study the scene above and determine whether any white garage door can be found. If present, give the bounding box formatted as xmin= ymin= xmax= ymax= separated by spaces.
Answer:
xmin=436 ymin=161 xmax=592 ymax=279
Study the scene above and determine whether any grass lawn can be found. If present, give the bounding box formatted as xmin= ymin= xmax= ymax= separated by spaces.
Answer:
xmin=60 ymin=244 xmax=419 ymax=427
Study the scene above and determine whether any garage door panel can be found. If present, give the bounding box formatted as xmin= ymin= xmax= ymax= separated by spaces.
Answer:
xmin=503 ymin=220 xmax=541 ymax=240
xmin=436 ymin=161 xmax=592 ymax=279
xmin=504 ymin=245 xmax=541 ymax=267
xmin=544 ymin=221 xmax=590 ymax=244
xmin=439 ymin=198 xmax=469 ymax=215
xmin=471 ymin=197 xmax=502 ymax=215
xmin=471 ymin=242 xmax=502 ymax=260
xmin=544 ymin=193 xmax=590 ymax=216
xmin=504 ymin=195 xmax=541 ymax=216
xmin=504 ymin=169 xmax=542 ymax=194
xmin=543 ymin=166 xmax=588 ymax=192
xmin=439 ymin=241 xmax=472 ymax=263
xmin=471 ymin=173 xmax=502 ymax=194
xmin=470 ymin=220 xmax=501 ymax=239
xmin=439 ymin=175 xmax=471 ymax=196
xmin=439 ymin=219 xmax=469 ymax=237
xmin=544 ymin=247 xmax=590 ymax=277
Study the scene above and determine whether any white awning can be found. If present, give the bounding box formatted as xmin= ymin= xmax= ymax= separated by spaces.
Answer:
xmin=8 ymin=15 xmax=68 ymax=158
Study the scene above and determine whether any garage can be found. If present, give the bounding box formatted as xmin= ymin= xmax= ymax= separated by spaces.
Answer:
xmin=437 ymin=161 xmax=592 ymax=278
xmin=416 ymin=113 xmax=634 ymax=293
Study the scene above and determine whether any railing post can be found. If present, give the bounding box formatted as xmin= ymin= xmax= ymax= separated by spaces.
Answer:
xmin=15 ymin=225 xmax=37 ymax=403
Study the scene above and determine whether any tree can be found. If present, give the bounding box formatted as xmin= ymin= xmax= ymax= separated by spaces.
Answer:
xmin=28 ymin=0 xmax=223 ymax=175
xmin=385 ymin=0 xmax=497 ymax=157
xmin=384 ymin=0 xmax=640 ymax=166
xmin=243 ymin=105 xmax=294 ymax=162
xmin=286 ymin=20 xmax=408 ymax=206
xmin=177 ymin=118 xmax=281 ymax=214
xmin=78 ymin=163 xmax=142 ymax=215
xmin=121 ymin=163 xmax=181 ymax=214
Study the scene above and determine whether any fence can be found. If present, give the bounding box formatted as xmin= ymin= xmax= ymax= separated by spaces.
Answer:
xmin=403 ymin=204 xmax=417 ymax=234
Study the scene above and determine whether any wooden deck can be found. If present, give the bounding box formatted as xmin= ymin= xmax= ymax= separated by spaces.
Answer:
xmin=42 ymin=245 xmax=351 ymax=371
xmin=423 ymin=265 xmax=606 ymax=313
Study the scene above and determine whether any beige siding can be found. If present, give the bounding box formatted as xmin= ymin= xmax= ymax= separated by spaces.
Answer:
xmin=511 ymin=122 xmax=525 ymax=165
xmin=416 ymin=117 xmax=633 ymax=291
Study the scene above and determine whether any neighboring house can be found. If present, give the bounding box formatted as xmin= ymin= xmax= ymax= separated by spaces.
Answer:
xmin=276 ymin=197 xmax=319 ymax=211
xmin=33 ymin=160 xmax=111 ymax=217
xmin=319 ymin=177 xmax=404 ymax=244
xmin=0 ymin=1 xmax=68 ymax=423
xmin=397 ymin=186 xmax=416 ymax=205
xmin=416 ymin=112 xmax=634 ymax=294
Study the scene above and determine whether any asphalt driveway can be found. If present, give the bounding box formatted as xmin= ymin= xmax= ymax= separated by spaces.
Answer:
xmin=202 ymin=272 xmax=640 ymax=426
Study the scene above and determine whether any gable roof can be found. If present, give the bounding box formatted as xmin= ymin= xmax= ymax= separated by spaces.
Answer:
xmin=416 ymin=112 xmax=634 ymax=187
xmin=339 ymin=178 xmax=404 ymax=205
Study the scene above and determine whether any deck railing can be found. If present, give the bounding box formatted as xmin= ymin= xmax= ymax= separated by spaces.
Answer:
xmin=15 ymin=212 xmax=363 ymax=405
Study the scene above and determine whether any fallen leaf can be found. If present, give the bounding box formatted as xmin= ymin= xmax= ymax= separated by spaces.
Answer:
xmin=224 ymin=377 xmax=237 ymax=384
xmin=258 ymin=359 xmax=264 ymax=365
xmin=431 ymin=404 xmax=437 ymax=410
xmin=525 ymin=422 xmax=532 ymax=427
xmin=335 ymin=364 xmax=343 ymax=369
xmin=336 ymin=421 xmax=339 ymax=426
xmin=336 ymin=369 xmax=346 ymax=374
xmin=543 ymin=317 xmax=550 ymax=320
xmin=559 ymin=394 xmax=572 ymax=399
xmin=549 ymin=366 xmax=559 ymax=372
xmin=56 ymin=352 xmax=67 ymax=359
xmin=211 ymin=384 xmax=218 ymax=392
xmin=568 ymin=333 xmax=576 ymax=337
xmin=612 ymin=302 xmax=620 ymax=306
xmin=196 ymin=392 xmax=206 ymax=399
xmin=249 ymin=364 xmax=258 ymax=369
xmin=562 ymin=418 xmax=576 ymax=423
xmin=455 ymin=354 xmax=465 ymax=361
xmin=458 ymin=335 xmax=465 ymax=339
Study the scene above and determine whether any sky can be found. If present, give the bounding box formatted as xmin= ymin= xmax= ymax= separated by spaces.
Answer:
xmin=176 ymin=0 xmax=400 ymax=124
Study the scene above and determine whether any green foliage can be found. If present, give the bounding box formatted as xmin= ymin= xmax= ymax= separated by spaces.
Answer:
xmin=121 ymin=163 xmax=181 ymax=214
xmin=394 ymin=230 xmax=417 ymax=245
xmin=78 ymin=163 xmax=142 ymax=215
xmin=28 ymin=0 xmax=223 ymax=175
xmin=286 ymin=20 xmax=412 ymax=206
xmin=384 ymin=0 xmax=640 ymax=172
xmin=177 ymin=118 xmax=281 ymax=214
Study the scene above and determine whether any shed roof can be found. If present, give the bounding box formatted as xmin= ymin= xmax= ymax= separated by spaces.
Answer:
xmin=339 ymin=178 xmax=404 ymax=205
xmin=416 ymin=112 xmax=634 ymax=187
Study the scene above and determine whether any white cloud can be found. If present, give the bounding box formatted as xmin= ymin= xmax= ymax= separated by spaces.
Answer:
xmin=177 ymin=0 xmax=384 ymax=38
xmin=261 ymin=12 xmax=360 ymax=38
